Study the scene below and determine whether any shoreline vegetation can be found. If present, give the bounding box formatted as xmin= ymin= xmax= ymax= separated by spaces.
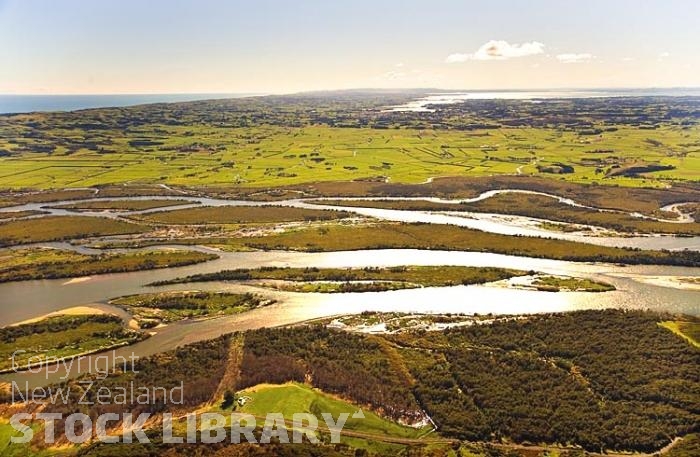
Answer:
xmin=0 ymin=248 xmax=218 ymax=283
xmin=0 ymin=93 xmax=698 ymax=457
xmin=50 ymin=199 xmax=196 ymax=212
xmin=109 ymin=291 xmax=272 ymax=328
xmin=4 ymin=309 xmax=697 ymax=456
xmin=312 ymin=192 xmax=700 ymax=235
xmin=259 ymin=280 xmax=422 ymax=293
xmin=529 ymin=275 xmax=616 ymax=292
xmin=1 ymin=205 xmax=696 ymax=267
xmin=53 ymin=218 xmax=700 ymax=266
xmin=0 ymin=210 xmax=48 ymax=220
xmin=133 ymin=205 xmax=353 ymax=225
xmin=320 ymin=311 xmax=510 ymax=333
xmin=206 ymin=222 xmax=700 ymax=267
xmin=0 ymin=215 xmax=149 ymax=247
xmin=149 ymin=267 xmax=615 ymax=294
xmin=147 ymin=265 xmax=528 ymax=287
xmin=0 ymin=314 xmax=143 ymax=372
xmin=1 ymin=175 xmax=698 ymax=217
xmin=10 ymin=305 xmax=110 ymax=326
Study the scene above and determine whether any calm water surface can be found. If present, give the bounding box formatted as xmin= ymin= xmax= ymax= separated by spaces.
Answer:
xmin=0 ymin=93 xmax=260 ymax=114
xmin=3 ymin=192 xmax=699 ymax=251
xmin=2 ymin=247 xmax=699 ymax=386
xmin=2 ymin=191 xmax=699 ymax=386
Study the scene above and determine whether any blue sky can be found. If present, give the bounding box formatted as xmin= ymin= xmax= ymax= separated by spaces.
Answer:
xmin=1 ymin=0 xmax=698 ymax=94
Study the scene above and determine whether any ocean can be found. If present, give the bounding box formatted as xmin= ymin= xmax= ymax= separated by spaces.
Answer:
xmin=0 ymin=93 xmax=259 ymax=114
xmin=1 ymin=88 xmax=698 ymax=115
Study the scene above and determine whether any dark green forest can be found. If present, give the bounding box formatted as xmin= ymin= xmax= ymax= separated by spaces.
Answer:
xmin=3 ymin=309 xmax=698 ymax=455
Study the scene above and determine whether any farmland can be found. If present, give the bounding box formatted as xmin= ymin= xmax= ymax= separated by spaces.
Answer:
xmin=0 ymin=92 xmax=698 ymax=457
xmin=0 ymin=93 xmax=699 ymax=190
xmin=231 ymin=383 xmax=427 ymax=439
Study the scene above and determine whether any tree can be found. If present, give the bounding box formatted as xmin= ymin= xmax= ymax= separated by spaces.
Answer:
xmin=221 ymin=390 xmax=236 ymax=409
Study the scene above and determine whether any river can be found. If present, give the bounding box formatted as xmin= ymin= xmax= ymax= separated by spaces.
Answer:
xmin=2 ymin=191 xmax=699 ymax=251
xmin=1 ymin=192 xmax=698 ymax=386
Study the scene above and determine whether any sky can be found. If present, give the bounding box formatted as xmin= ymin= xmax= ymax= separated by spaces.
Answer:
xmin=1 ymin=0 xmax=699 ymax=94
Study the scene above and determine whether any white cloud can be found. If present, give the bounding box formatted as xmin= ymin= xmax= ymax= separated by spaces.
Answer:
xmin=658 ymin=51 xmax=670 ymax=61
xmin=446 ymin=40 xmax=545 ymax=63
xmin=376 ymin=67 xmax=441 ymax=85
xmin=445 ymin=53 xmax=470 ymax=63
xmin=382 ymin=71 xmax=406 ymax=80
xmin=556 ymin=53 xmax=594 ymax=64
xmin=622 ymin=57 xmax=634 ymax=62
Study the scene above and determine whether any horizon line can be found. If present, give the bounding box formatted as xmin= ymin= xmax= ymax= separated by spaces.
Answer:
xmin=2 ymin=85 xmax=700 ymax=97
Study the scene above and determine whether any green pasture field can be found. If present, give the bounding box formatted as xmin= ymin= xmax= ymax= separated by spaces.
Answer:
xmin=1 ymin=124 xmax=698 ymax=189
xmin=231 ymin=382 xmax=428 ymax=439
xmin=0 ymin=420 xmax=57 ymax=457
